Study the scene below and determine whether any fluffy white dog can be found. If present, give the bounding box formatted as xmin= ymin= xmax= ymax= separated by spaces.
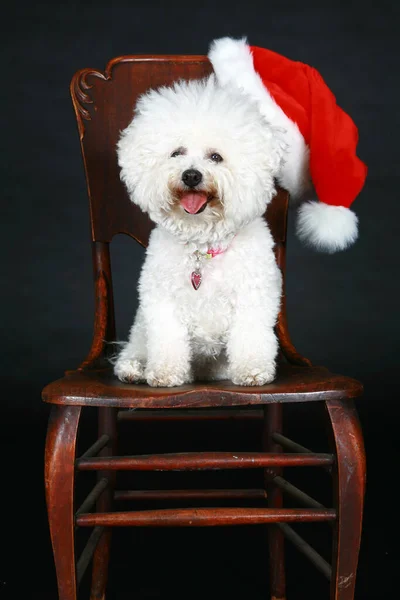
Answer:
xmin=114 ymin=75 xmax=284 ymax=387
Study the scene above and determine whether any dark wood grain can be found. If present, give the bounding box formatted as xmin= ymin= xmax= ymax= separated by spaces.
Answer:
xmin=71 ymin=57 xmax=212 ymax=246
xmin=76 ymin=507 xmax=337 ymax=528
xmin=75 ymin=478 xmax=109 ymax=516
xmin=326 ymin=400 xmax=366 ymax=600
xmin=266 ymin=473 xmax=325 ymax=509
xmin=264 ymin=405 xmax=286 ymax=600
xmin=277 ymin=523 xmax=332 ymax=581
xmin=79 ymin=434 xmax=110 ymax=460
xmin=76 ymin=451 xmax=334 ymax=471
xmin=117 ymin=408 xmax=264 ymax=421
xmin=90 ymin=407 xmax=117 ymax=600
xmin=77 ymin=527 xmax=105 ymax=586
xmin=75 ymin=242 xmax=115 ymax=373
xmin=275 ymin=241 xmax=312 ymax=367
xmin=114 ymin=489 xmax=268 ymax=501
xmin=43 ymin=364 xmax=363 ymax=408
xmin=45 ymin=405 xmax=81 ymax=600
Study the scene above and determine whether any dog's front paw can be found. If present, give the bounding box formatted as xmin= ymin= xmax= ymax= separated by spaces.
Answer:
xmin=230 ymin=362 xmax=276 ymax=386
xmin=114 ymin=359 xmax=145 ymax=383
xmin=145 ymin=364 xmax=192 ymax=387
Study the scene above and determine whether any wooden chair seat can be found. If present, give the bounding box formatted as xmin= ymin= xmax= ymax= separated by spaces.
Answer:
xmin=43 ymin=364 xmax=363 ymax=409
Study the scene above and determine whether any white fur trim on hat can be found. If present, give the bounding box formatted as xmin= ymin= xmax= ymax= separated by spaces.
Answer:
xmin=209 ymin=37 xmax=312 ymax=202
xmin=296 ymin=201 xmax=359 ymax=253
xmin=209 ymin=37 xmax=281 ymax=119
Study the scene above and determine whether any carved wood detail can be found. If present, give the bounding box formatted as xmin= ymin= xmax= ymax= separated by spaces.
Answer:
xmin=70 ymin=55 xmax=208 ymax=140
xmin=70 ymin=68 xmax=107 ymax=138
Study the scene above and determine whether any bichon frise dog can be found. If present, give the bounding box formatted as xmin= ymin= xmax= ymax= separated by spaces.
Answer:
xmin=114 ymin=75 xmax=284 ymax=387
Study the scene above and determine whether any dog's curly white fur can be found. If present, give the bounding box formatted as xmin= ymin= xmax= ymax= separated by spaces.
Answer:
xmin=114 ymin=75 xmax=284 ymax=387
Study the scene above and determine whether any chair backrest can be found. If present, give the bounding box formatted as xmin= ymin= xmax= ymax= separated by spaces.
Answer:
xmin=70 ymin=56 xmax=308 ymax=369
xmin=71 ymin=55 xmax=288 ymax=246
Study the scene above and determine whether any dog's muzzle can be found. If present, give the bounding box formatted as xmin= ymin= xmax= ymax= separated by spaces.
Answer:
xmin=179 ymin=169 xmax=208 ymax=214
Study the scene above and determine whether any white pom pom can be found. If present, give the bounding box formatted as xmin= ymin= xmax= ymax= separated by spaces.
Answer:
xmin=296 ymin=201 xmax=359 ymax=252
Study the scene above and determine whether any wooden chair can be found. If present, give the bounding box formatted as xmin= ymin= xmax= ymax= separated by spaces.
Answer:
xmin=43 ymin=55 xmax=366 ymax=600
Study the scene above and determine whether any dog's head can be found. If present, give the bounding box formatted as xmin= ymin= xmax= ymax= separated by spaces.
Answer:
xmin=118 ymin=75 xmax=284 ymax=244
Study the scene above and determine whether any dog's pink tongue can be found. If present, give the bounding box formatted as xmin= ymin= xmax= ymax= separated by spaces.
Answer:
xmin=180 ymin=192 xmax=208 ymax=214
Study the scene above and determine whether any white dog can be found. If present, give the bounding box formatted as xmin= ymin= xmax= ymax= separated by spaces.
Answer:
xmin=114 ymin=75 xmax=284 ymax=387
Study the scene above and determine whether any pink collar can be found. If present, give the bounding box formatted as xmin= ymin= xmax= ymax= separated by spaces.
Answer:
xmin=206 ymin=246 xmax=226 ymax=258
xmin=206 ymin=234 xmax=236 ymax=258
xmin=190 ymin=240 xmax=233 ymax=290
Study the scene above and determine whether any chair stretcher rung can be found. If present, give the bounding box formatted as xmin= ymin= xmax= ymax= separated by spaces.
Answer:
xmin=76 ymin=507 xmax=336 ymax=528
xmin=266 ymin=472 xmax=325 ymax=509
xmin=76 ymin=452 xmax=334 ymax=472
xmin=76 ymin=526 xmax=105 ymax=585
xmin=78 ymin=434 xmax=110 ymax=460
xmin=271 ymin=432 xmax=313 ymax=454
xmin=118 ymin=408 xmax=263 ymax=422
xmin=76 ymin=478 xmax=109 ymax=516
xmin=114 ymin=488 xmax=268 ymax=501
xmin=277 ymin=523 xmax=332 ymax=580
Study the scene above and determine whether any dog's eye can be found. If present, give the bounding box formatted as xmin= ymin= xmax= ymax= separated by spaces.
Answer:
xmin=210 ymin=152 xmax=223 ymax=163
xmin=171 ymin=148 xmax=185 ymax=158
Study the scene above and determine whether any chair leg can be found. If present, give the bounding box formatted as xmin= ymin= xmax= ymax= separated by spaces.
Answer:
xmin=325 ymin=399 xmax=366 ymax=600
xmin=45 ymin=405 xmax=82 ymax=600
xmin=90 ymin=407 xmax=117 ymax=600
xmin=264 ymin=404 xmax=286 ymax=600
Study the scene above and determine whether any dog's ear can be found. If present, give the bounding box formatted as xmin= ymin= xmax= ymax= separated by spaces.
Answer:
xmin=260 ymin=118 xmax=287 ymax=178
xmin=222 ymin=84 xmax=286 ymax=179
xmin=117 ymin=123 xmax=151 ymax=213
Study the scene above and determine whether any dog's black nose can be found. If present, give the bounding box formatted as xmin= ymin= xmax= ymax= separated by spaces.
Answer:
xmin=182 ymin=169 xmax=203 ymax=188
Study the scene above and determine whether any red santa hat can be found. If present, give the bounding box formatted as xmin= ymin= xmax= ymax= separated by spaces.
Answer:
xmin=209 ymin=37 xmax=367 ymax=252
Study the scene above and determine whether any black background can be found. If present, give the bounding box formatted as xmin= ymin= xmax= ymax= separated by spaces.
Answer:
xmin=2 ymin=1 xmax=399 ymax=598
